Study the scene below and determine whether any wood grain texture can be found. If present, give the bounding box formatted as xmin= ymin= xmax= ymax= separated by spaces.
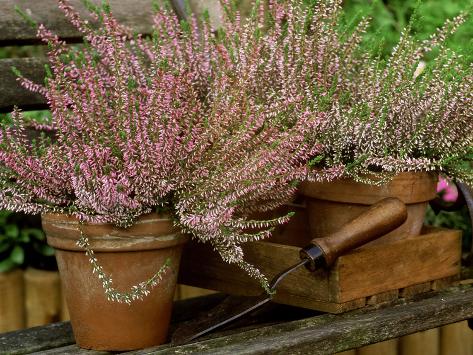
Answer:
xmin=440 ymin=321 xmax=473 ymax=355
xmin=178 ymin=239 xmax=332 ymax=307
xmin=34 ymin=344 xmax=109 ymax=354
xmin=0 ymin=0 xmax=155 ymax=45
xmin=24 ymin=269 xmax=61 ymax=328
xmin=334 ymin=228 xmax=461 ymax=302
xmin=431 ymin=275 xmax=460 ymax=291
xmin=179 ymin=227 xmax=461 ymax=311
xmin=0 ymin=57 xmax=47 ymax=112
xmin=356 ymin=339 xmax=398 ymax=355
xmin=128 ymin=285 xmax=473 ymax=354
xmin=399 ymin=282 xmax=432 ymax=300
xmin=366 ymin=290 xmax=399 ymax=306
xmin=0 ymin=322 xmax=73 ymax=355
xmin=3 ymin=286 xmax=473 ymax=354
xmin=400 ymin=328 xmax=439 ymax=355
xmin=0 ymin=294 xmax=226 ymax=354
xmin=0 ymin=269 xmax=25 ymax=333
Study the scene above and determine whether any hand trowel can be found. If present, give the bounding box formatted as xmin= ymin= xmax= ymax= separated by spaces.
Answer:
xmin=172 ymin=197 xmax=408 ymax=345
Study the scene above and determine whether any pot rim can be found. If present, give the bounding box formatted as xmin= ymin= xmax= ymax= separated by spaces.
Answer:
xmin=300 ymin=171 xmax=438 ymax=204
xmin=42 ymin=212 xmax=189 ymax=252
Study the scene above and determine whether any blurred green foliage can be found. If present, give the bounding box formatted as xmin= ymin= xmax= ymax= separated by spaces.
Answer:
xmin=0 ymin=45 xmax=45 ymax=59
xmin=0 ymin=211 xmax=55 ymax=273
xmin=425 ymin=205 xmax=472 ymax=250
xmin=342 ymin=0 xmax=473 ymax=60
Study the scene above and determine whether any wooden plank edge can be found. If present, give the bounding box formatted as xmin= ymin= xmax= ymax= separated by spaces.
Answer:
xmin=126 ymin=285 xmax=473 ymax=355
xmin=0 ymin=322 xmax=73 ymax=355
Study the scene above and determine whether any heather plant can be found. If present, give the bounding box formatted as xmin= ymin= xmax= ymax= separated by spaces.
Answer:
xmin=0 ymin=0 xmax=319 ymax=296
xmin=309 ymin=3 xmax=473 ymax=185
xmin=224 ymin=0 xmax=473 ymax=185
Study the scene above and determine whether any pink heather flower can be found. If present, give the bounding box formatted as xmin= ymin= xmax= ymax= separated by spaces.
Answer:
xmin=2 ymin=0 xmax=329 ymax=292
xmin=437 ymin=177 xmax=459 ymax=203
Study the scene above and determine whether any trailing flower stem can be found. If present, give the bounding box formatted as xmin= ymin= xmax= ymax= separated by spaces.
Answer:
xmin=76 ymin=226 xmax=171 ymax=305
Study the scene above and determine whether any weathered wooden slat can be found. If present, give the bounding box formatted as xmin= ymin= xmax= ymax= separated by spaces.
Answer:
xmin=128 ymin=285 xmax=473 ymax=355
xmin=3 ymin=286 xmax=473 ymax=354
xmin=0 ymin=0 xmax=155 ymax=45
xmin=0 ymin=322 xmax=73 ymax=355
xmin=0 ymin=293 xmax=226 ymax=355
xmin=0 ymin=57 xmax=47 ymax=112
xmin=34 ymin=344 xmax=108 ymax=355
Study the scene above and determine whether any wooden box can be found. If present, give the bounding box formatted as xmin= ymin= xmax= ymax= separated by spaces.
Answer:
xmin=178 ymin=227 xmax=461 ymax=313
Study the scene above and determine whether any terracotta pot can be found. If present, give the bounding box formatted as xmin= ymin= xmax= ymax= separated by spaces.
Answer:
xmin=42 ymin=213 xmax=188 ymax=351
xmin=299 ymin=172 xmax=438 ymax=247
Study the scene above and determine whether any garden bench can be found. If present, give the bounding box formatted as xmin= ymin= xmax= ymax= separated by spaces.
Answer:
xmin=1 ymin=1 xmax=473 ymax=354
xmin=1 ymin=284 xmax=473 ymax=354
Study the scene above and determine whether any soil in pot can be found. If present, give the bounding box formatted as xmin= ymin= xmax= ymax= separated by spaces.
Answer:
xmin=42 ymin=213 xmax=188 ymax=351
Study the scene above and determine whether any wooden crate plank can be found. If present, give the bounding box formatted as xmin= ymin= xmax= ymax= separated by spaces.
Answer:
xmin=180 ymin=228 xmax=461 ymax=310
xmin=431 ymin=275 xmax=460 ymax=291
xmin=0 ymin=57 xmax=47 ymax=112
xmin=366 ymin=290 xmax=399 ymax=306
xmin=0 ymin=0 xmax=155 ymax=45
xmin=179 ymin=240 xmax=331 ymax=305
xmin=335 ymin=229 xmax=461 ymax=302
xmin=399 ymin=282 xmax=432 ymax=300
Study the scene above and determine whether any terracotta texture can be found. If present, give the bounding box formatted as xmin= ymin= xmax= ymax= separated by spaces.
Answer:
xmin=42 ymin=213 xmax=188 ymax=351
xmin=298 ymin=172 xmax=438 ymax=247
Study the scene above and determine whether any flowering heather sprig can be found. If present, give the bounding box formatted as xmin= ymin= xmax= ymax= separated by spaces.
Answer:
xmin=2 ymin=1 xmax=320 ymax=293
xmin=76 ymin=229 xmax=171 ymax=304
xmin=287 ymin=1 xmax=473 ymax=184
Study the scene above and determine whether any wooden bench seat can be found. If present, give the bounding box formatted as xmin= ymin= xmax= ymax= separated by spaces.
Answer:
xmin=1 ymin=284 xmax=473 ymax=354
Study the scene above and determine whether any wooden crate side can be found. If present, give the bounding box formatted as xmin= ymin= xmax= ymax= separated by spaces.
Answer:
xmin=273 ymin=291 xmax=366 ymax=314
xmin=333 ymin=229 xmax=461 ymax=302
xmin=179 ymin=240 xmax=331 ymax=303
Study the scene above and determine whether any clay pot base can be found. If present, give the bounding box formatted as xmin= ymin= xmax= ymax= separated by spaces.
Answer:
xmin=43 ymin=213 xmax=187 ymax=351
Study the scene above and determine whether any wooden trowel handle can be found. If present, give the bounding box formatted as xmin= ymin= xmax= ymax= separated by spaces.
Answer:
xmin=301 ymin=197 xmax=407 ymax=270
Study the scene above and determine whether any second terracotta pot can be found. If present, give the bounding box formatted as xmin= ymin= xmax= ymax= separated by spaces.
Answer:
xmin=299 ymin=172 xmax=438 ymax=246
xmin=42 ymin=213 xmax=188 ymax=351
